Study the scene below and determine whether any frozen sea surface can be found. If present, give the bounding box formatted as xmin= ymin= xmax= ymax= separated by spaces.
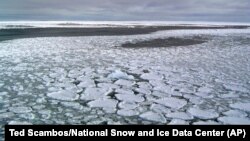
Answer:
xmin=0 ymin=27 xmax=250 ymax=133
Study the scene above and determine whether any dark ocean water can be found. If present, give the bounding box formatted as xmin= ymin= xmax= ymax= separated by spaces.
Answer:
xmin=0 ymin=25 xmax=248 ymax=42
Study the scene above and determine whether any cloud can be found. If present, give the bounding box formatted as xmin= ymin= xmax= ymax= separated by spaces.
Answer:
xmin=0 ymin=0 xmax=249 ymax=22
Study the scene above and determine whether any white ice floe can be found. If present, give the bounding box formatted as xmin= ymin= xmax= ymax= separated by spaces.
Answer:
xmin=168 ymin=119 xmax=189 ymax=125
xmin=0 ymin=92 xmax=8 ymax=96
xmin=137 ymin=82 xmax=153 ymax=90
xmin=115 ymin=88 xmax=134 ymax=95
xmin=223 ymin=110 xmax=247 ymax=117
xmin=139 ymin=111 xmax=166 ymax=123
xmin=80 ymin=87 xmax=108 ymax=100
xmin=47 ymin=90 xmax=79 ymax=101
xmin=154 ymin=97 xmax=187 ymax=109
xmin=108 ymin=70 xmax=134 ymax=80
xmin=115 ymin=94 xmax=145 ymax=103
xmin=19 ymin=113 xmax=35 ymax=120
xmin=118 ymin=101 xmax=138 ymax=110
xmin=77 ymin=78 xmax=96 ymax=88
xmin=97 ymin=83 xmax=120 ymax=89
xmin=183 ymin=94 xmax=204 ymax=104
xmin=192 ymin=120 xmax=220 ymax=125
xmin=141 ymin=73 xmax=164 ymax=80
xmin=223 ymin=84 xmax=249 ymax=93
xmin=87 ymin=99 xmax=118 ymax=109
xmin=134 ymin=88 xmax=151 ymax=95
xmin=166 ymin=112 xmax=194 ymax=120
xmin=151 ymin=91 xmax=171 ymax=98
xmin=188 ymin=107 xmax=219 ymax=119
xmin=8 ymin=107 xmax=32 ymax=114
xmin=114 ymin=79 xmax=135 ymax=87
xmin=150 ymin=104 xmax=171 ymax=114
xmin=219 ymin=92 xmax=239 ymax=98
xmin=117 ymin=109 xmax=139 ymax=116
xmin=230 ymin=102 xmax=250 ymax=112
xmin=0 ymin=112 xmax=15 ymax=119
xmin=8 ymin=121 xmax=32 ymax=125
xmin=61 ymin=102 xmax=84 ymax=110
xmin=218 ymin=116 xmax=250 ymax=125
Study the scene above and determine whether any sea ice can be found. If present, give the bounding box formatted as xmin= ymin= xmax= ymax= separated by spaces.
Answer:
xmin=188 ymin=107 xmax=219 ymax=119
xmin=115 ymin=94 xmax=145 ymax=103
xmin=192 ymin=120 xmax=220 ymax=125
xmin=116 ymin=88 xmax=135 ymax=95
xmin=61 ymin=102 xmax=84 ymax=110
xmin=166 ymin=112 xmax=194 ymax=120
xmin=8 ymin=121 xmax=32 ymax=125
xmin=154 ymin=97 xmax=187 ymax=109
xmin=134 ymin=88 xmax=151 ymax=95
xmin=107 ymin=70 xmax=134 ymax=80
xmin=77 ymin=78 xmax=96 ymax=88
xmin=150 ymin=104 xmax=171 ymax=114
xmin=47 ymin=90 xmax=79 ymax=101
xmin=218 ymin=116 xmax=250 ymax=124
xmin=80 ymin=87 xmax=108 ymax=100
xmin=0 ymin=112 xmax=15 ymax=119
xmin=114 ymin=79 xmax=135 ymax=87
xmin=168 ymin=119 xmax=189 ymax=125
xmin=97 ymin=83 xmax=120 ymax=89
xmin=137 ymin=82 xmax=153 ymax=90
xmin=87 ymin=98 xmax=118 ymax=109
xmin=117 ymin=109 xmax=139 ymax=116
xmin=8 ymin=107 xmax=32 ymax=114
xmin=141 ymin=73 xmax=164 ymax=80
xmin=223 ymin=84 xmax=249 ymax=93
xmin=223 ymin=110 xmax=248 ymax=117
xmin=118 ymin=101 xmax=138 ymax=110
xmin=139 ymin=111 xmax=166 ymax=123
xmin=230 ymin=102 xmax=250 ymax=112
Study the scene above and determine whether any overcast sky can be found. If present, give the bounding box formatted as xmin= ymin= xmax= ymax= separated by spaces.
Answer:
xmin=0 ymin=0 xmax=249 ymax=22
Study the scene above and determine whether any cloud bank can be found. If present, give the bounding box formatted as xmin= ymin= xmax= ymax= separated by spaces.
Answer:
xmin=0 ymin=0 xmax=249 ymax=22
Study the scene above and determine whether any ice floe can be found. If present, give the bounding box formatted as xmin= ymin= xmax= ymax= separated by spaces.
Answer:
xmin=166 ymin=112 xmax=193 ymax=120
xmin=115 ymin=94 xmax=145 ymax=103
xmin=230 ymin=102 xmax=250 ymax=112
xmin=218 ymin=116 xmax=250 ymax=124
xmin=118 ymin=102 xmax=138 ymax=110
xmin=87 ymin=99 xmax=118 ymax=109
xmin=223 ymin=110 xmax=248 ymax=117
xmin=114 ymin=79 xmax=135 ymax=87
xmin=8 ymin=107 xmax=32 ymax=114
xmin=150 ymin=104 xmax=171 ymax=114
xmin=139 ymin=111 xmax=166 ymax=123
xmin=168 ymin=119 xmax=189 ymax=125
xmin=80 ymin=87 xmax=108 ymax=100
xmin=154 ymin=97 xmax=187 ymax=109
xmin=47 ymin=90 xmax=79 ymax=101
xmin=117 ymin=109 xmax=139 ymax=116
xmin=188 ymin=107 xmax=219 ymax=119
xmin=108 ymin=70 xmax=134 ymax=80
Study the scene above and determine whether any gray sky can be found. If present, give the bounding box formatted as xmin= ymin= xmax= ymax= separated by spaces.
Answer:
xmin=0 ymin=0 xmax=249 ymax=22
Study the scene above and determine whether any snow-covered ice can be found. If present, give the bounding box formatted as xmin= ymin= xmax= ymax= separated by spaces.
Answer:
xmin=218 ymin=116 xmax=250 ymax=125
xmin=87 ymin=99 xmax=118 ymax=109
xmin=139 ymin=111 xmax=166 ymax=123
xmin=188 ymin=107 xmax=219 ymax=119
xmin=154 ymin=97 xmax=187 ymax=109
xmin=47 ymin=90 xmax=79 ymax=101
xmin=166 ymin=112 xmax=194 ymax=120
xmin=230 ymin=102 xmax=250 ymax=112
xmin=115 ymin=94 xmax=145 ymax=103
xmin=108 ymin=70 xmax=134 ymax=80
